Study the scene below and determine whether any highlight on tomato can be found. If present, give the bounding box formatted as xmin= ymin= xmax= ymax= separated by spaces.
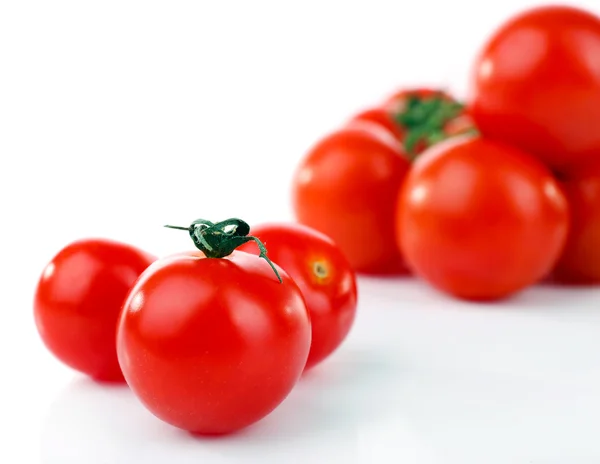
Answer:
xmin=291 ymin=122 xmax=411 ymax=275
xmin=468 ymin=5 xmax=600 ymax=173
xmin=34 ymin=238 xmax=156 ymax=382
xmin=396 ymin=135 xmax=570 ymax=301
xmin=116 ymin=218 xmax=312 ymax=435
xmin=239 ymin=222 xmax=358 ymax=371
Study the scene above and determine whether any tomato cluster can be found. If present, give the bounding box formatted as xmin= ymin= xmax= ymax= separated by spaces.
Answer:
xmin=33 ymin=3 xmax=600 ymax=438
xmin=292 ymin=4 xmax=600 ymax=301
xmin=34 ymin=220 xmax=357 ymax=434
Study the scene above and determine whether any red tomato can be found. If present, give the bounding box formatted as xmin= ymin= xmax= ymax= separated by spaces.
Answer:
xmin=34 ymin=239 xmax=156 ymax=382
xmin=239 ymin=222 xmax=358 ymax=371
xmin=552 ymin=163 xmax=600 ymax=284
xmin=117 ymin=219 xmax=311 ymax=435
xmin=396 ymin=136 xmax=569 ymax=301
xmin=468 ymin=5 xmax=600 ymax=173
xmin=350 ymin=107 xmax=404 ymax=142
xmin=351 ymin=88 xmax=477 ymax=158
xmin=292 ymin=124 xmax=410 ymax=275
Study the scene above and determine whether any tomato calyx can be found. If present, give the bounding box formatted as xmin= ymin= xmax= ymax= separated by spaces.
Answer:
xmin=164 ymin=218 xmax=283 ymax=283
xmin=392 ymin=92 xmax=476 ymax=158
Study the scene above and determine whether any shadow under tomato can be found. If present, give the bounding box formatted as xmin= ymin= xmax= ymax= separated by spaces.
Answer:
xmin=40 ymin=348 xmax=406 ymax=464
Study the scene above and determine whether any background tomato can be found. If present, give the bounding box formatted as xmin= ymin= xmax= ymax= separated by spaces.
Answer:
xmin=292 ymin=124 xmax=410 ymax=275
xmin=396 ymin=136 xmax=569 ymax=301
xmin=350 ymin=87 xmax=476 ymax=158
xmin=34 ymin=239 xmax=156 ymax=382
xmin=468 ymin=5 xmax=600 ymax=173
xmin=552 ymin=163 xmax=600 ymax=284
xmin=239 ymin=222 xmax=358 ymax=371
xmin=117 ymin=219 xmax=311 ymax=435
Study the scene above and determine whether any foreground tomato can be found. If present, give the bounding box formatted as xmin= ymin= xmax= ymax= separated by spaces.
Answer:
xmin=468 ymin=5 xmax=600 ymax=173
xmin=117 ymin=219 xmax=311 ymax=435
xmin=34 ymin=239 xmax=156 ymax=382
xmin=239 ymin=222 xmax=358 ymax=371
xmin=351 ymin=88 xmax=477 ymax=158
xmin=396 ymin=136 xmax=569 ymax=301
xmin=552 ymin=163 xmax=600 ymax=284
xmin=292 ymin=124 xmax=410 ymax=275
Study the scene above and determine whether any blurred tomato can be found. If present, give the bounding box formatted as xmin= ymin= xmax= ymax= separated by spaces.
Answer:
xmin=292 ymin=124 xmax=410 ymax=275
xmin=351 ymin=88 xmax=476 ymax=158
xmin=468 ymin=5 xmax=600 ymax=173
xmin=396 ymin=136 xmax=569 ymax=301
xmin=552 ymin=163 xmax=600 ymax=284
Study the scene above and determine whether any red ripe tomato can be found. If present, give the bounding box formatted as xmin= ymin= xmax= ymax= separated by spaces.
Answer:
xmin=468 ymin=5 xmax=600 ymax=173
xmin=351 ymin=88 xmax=477 ymax=158
xmin=238 ymin=222 xmax=358 ymax=371
xmin=350 ymin=107 xmax=404 ymax=142
xmin=396 ymin=136 xmax=569 ymax=301
xmin=291 ymin=124 xmax=410 ymax=275
xmin=117 ymin=219 xmax=311 ymax=435
xmin=552 ymin=163 xmax=600 ymax=284
xmin=34 ymin=239 xmax=156 ymax=382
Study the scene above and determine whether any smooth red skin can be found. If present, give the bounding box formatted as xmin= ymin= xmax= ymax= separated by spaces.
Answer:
xmin=292 ymin=124 xmax=411 ymax=275
xmin=350 ymin=107 xmax=404 ymax=142
xmin=468 ymin=5 xmax=600 ymax=173
xmin=238 ymin=223 xmax=358 ymax=371
xmin=552 ymin=163 xmax=600 ymax=284
xmin=34 ymin=239 xmax=156 ymax=382
xmin=396 ymin=136 xmax=569 ymax=301
xmin=116 ymin=251 xmax=311 ymax=435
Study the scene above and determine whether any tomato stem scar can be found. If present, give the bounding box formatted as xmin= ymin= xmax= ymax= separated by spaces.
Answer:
xmin=164 ymin=218 xmax=283 ymax=283
xmin=393 ymin=91 xmax=476 ymax=158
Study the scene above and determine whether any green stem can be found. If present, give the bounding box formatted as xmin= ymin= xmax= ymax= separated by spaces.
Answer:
xmin=164 ymin=218 xmax=282 ymax=283
xmin=393 ymin=91 xmax=469 ymax=157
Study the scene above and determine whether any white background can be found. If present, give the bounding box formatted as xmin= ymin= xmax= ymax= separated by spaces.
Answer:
xmin=2 ymin=0 xmax=600 ymax=462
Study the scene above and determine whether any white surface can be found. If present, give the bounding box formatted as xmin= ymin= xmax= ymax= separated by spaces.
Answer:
xmin=2 ymin=0 xmax=600 ymax=463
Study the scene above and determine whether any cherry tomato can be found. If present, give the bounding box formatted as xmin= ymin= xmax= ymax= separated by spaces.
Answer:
xmin=34 ymin=239 xmax=156 ymax=382
xmin=396 ymin=136 xmax=569 ymax=301
xmin=468 ymin=5 xmax=600 ymax=173
xmin=552 ymin=163 xmax=600 ymax=284
xmin=239 ymin=222 xmax=358 ymax=371
xmin=351 ymin=88 xmax=477 ymax=158
xmin=350 ymin=107 xmax=404 ymax=142
xmin=117 ymin=219 xmax=311 ymax=435
xmin=292 ymin=124 xmax=410 ymax=275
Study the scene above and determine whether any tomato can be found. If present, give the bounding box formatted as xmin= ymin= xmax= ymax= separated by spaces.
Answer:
xmin=551 ymin=163 xmax=600 ymax=284
xmin=396 ymin=136 xmax=569 ymax=301
xmin=350 ymin=107 xmax=404 ymax=142
xmin=291 ymin=124 xmax=410 ymax=275
xmin=34 ymin=239 xmax=156 ymax=382
xmin=351 ymin=88 xmax=477 ymax=158
xmin=468 ymin=5 xmax=600 ymax=173
xmin=117 ymin=219 xmax=311 ymax=435
xmin=238 ymin=222 xmax=358 ymax=371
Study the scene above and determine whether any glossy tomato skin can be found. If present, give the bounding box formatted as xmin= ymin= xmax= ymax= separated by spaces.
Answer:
xmin=292 ymin=124 xmax=410 ymax=275
xmin=116 ymin=251 xmax=311 ymax=435
xmin=239 ymin=223 xmax=358 ymax=371
xmin=396 ymin=136 xmax=569 ymax=301
xmin=350 ymin=107 xmax=404 ymax=142
xmin=468 ymin=5 xmax=600 ymax=173
xmin=552 ymin=163 xmax=600 ymax=284
xmin=34 ymin=239 xmax=156 ymax=382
